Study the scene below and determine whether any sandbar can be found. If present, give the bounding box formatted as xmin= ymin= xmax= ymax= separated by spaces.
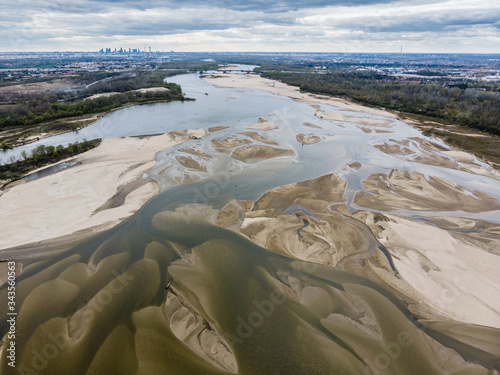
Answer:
xmin=0 ymin=129 xmax=207 ymax=250
xmin=296 ymin=133 xmax=321 ymax=145
xmin=231 ymin=145 xmax=294 ymax=163
xmin=249 ymin=117 xmax=278 ymax=131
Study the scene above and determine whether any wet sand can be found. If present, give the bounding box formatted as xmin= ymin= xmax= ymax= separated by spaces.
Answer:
xmin=215 ymin=171 xmax=500 ymax=332
xmin=354 ymin=169 xmax=500 ymax=213
xmin=296 ymin=133 xmax=321 ymax=145
xmin=231 ymin=145 xmax=294 ymax=163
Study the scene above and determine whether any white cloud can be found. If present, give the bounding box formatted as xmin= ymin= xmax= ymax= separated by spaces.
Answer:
xmin=0 ymin=0 xmax=498 ymax=52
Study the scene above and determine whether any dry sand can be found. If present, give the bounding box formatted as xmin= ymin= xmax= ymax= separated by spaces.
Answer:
xmin=0 ymin=129 xmax=207 ymax=250
xmin=354 ymin=169 xmax=500 ymax=213
xmin=214 ymin=172 xmax=500 ymax=330
xmin=85 ymin=92 xmax=120 ymax=100
xmin=177 ymin=148 xmax=212 ymax=159
xmin=249 ymin=117 xmax=278 ymax=130
xmin=356 ymin=211 xmax=500 ymax=329
xmin=312 ymin=105 xmax=395 ymax=128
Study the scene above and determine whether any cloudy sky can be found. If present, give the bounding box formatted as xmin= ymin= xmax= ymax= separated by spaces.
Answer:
xmin=1 ymin=0 xmax=499 ymax=53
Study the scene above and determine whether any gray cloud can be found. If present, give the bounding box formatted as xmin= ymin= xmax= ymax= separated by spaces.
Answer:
xmin=0 ymin=0 xmax=498 ymax=53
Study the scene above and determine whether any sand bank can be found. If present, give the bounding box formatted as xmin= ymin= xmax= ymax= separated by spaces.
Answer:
xmin=311 ymin=105 xmax=395 ymax=128
xmin=203 ymin=74 xmax=398 ymax=118
xmin=211 ymin=172 xmax=500 ymax=331
xmin=175 ymin=155 xmax=208 ymax=172
xmin=355 ymin=211 xmax=500 ymax=329
xmin=354 ymin=169 xmax=500 ymax=213
xmin=208 ymin=126 xmax=229 ymax=133
xmin=303 ymin=122 xmax=322 ymax=129
xmin=240 ymin=131 xmax=278 ymax=145
xmin=231 ymin=145 xmax=294 ymax=163
xmin=0 ymin=129 xmax=207 ymax=250
xmin=211 ymin=136 xmax=251 ymax=149
xmin=296 ymin=133 xmax=321 ymax=145
xmin=249 ymin=117 xmax=278 ymax=130
xmin=374 ymin=138 xmax=500 ymax=179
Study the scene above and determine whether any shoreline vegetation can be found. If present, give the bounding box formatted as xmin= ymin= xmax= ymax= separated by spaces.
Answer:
xmin=0 ymin=69 xmax=190 ymax=150
xmin=0 ymin=139 xmax=101 ymax=183
xmin=260 ymin=70 xmax=500 ymax=137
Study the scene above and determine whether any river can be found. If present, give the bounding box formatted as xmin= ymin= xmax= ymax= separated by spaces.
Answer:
xmin=0 ymin=72 xmax=499 ymax=374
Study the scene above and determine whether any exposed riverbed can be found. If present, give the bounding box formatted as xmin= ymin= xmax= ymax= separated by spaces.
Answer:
xmin=1 ymin=72 xmax=499 ymax=375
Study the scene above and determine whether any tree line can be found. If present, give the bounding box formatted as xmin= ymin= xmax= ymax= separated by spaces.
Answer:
xmin=0 ymin=139 xmax=100 ymax=181
xmin=262 ymin=70 xmax=500 ymax=136
xmin=0 ymin=70 xmax=184 ymax=130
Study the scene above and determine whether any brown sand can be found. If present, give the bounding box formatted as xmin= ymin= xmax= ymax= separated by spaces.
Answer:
xmin=231 ymin=145 xmax=294 ymax=163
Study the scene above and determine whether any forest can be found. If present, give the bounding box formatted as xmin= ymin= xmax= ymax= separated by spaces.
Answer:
xmin=0 ymin=70 xmax=185 ymax=130
xmin=261 ymin=70 xmax=500 ymax=136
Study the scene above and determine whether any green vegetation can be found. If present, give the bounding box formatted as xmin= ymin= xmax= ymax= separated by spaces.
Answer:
xmin=0 ymin=86 xmax=179 ymax=129
xmin=0 ymin=70 xmax=184 ymax=130
xmin=0 ymin=139 xmax=101 ymax=182
xmin=0 ymin=70 xmax=187 ymax=149
xmin=261 ymin=71 xmax=500 ymax=136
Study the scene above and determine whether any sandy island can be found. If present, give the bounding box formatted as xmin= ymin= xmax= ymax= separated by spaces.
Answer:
xmin=249 ymin=117 xmax=278 ymax=130
xmin=296 ymin=133 xmax=321 ymax=145
xmin=0 ymin=129 xmax=207 ymax=249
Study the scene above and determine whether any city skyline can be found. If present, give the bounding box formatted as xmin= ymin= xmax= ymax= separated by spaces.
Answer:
xmin=1 ymin=0 xmax=499 ymax=54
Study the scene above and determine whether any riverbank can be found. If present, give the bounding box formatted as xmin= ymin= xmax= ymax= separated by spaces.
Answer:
xmin=0 ymin=129 xmax=207 ymax=249
xmin=0 ymin=94 xmax=192 ymax=152
xmin=203 ymin=74 xmax=500 ymax=170
xmin=203 ymin=74 xmax=399 ymax=118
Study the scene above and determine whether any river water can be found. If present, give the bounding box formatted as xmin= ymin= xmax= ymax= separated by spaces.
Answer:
xmin=0 ymin=73 xmax=499 ymax=374
xmin=4 ymin=73 xmax=500 ymax=215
